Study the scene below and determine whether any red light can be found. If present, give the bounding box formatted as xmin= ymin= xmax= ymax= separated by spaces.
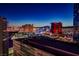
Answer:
xmin=51 ymin=22 xmax=62 ymax=34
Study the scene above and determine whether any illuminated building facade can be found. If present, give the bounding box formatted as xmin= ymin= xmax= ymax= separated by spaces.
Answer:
xmin=62 ymin=26 xmax=73 ymax=35
xmin=73 ymin=4 xmax=79 ymax=42
xmin=33 ymin=26 xmax=50 ymax=34
xmin=19 ymin=24 xmax=33 ymax=32
xmin=50 ymin=22 xmax=62 ymax=34
xmin=6 ymin=26 xmax=20 ymax=32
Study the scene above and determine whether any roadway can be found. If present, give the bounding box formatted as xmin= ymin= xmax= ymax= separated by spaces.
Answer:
xmin=15 ymin=35 xmax=79 ymax=56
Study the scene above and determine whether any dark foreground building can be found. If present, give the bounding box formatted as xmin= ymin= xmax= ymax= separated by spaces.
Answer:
xmin=0 ymin=16 xmax=8 ymax=55
xmin=73 ymin=4 xmax=79 ymax=43
xmin=0 ymin=16 xmax=13 ymax=56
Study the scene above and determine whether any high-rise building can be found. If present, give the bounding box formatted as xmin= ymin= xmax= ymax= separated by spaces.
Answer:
xmin=73 ymin=4 xmax=79 ymax=42
xmin=50 ymin=22 xmax=62 ymax=34
xmin=0 ymin=16 xmax=8 ymax=55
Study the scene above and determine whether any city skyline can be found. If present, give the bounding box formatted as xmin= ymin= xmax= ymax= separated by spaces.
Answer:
xmin=0 ymin=3 xmax=79 ymax=56
xmin=0 ymin=3 xmax=73 ymax=26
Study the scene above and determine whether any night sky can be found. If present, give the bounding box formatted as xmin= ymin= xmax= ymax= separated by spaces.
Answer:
xmin=0 ymin=3 xmax=73 ymax=26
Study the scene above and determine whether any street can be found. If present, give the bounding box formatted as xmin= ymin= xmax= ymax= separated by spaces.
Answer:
xmin=15 ymin=35 xmax=79 ymax=56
